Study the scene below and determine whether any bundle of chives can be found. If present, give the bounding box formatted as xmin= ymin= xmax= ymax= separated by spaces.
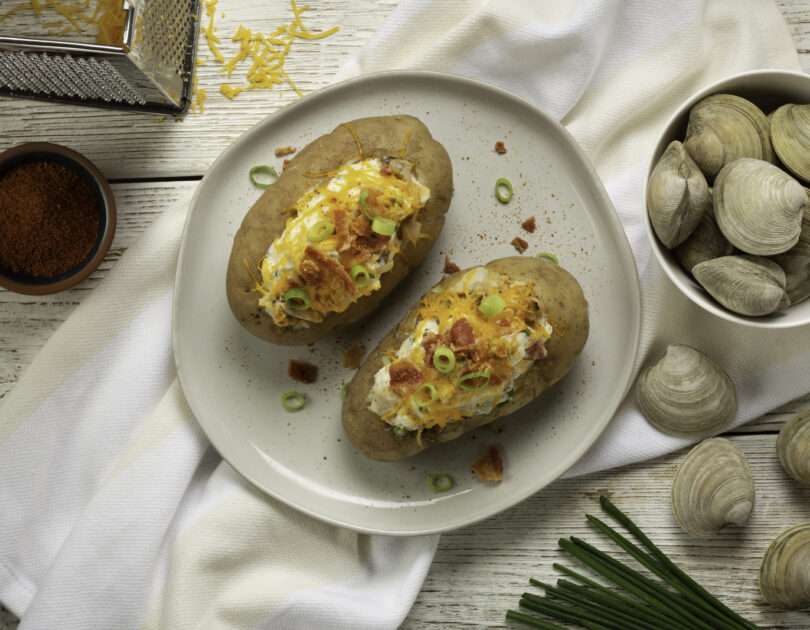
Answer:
xmin=505 ymin=496 xmax=762 ymax=630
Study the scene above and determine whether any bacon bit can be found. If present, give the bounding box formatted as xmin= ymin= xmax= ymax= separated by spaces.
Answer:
xmin=351 ymin=214 xmax=372 ymax=237
xmin=527 ymin=340 xmax=548 ymax=360
xmin=302 ymin=246 xmax=357 ymax=295
xmin=333 ymin=209 xmax=350 ymax=251
xmin=342 ymin=345 xmax=366 ymax=369
xmin=379 ymin=163 xmax=394 ymax=176
xmin=389 ymin=359 xmax=422 ymax=389
xmin=283 ymin=158 xmax=292 ymax=170
xmin=494 ymin=307 xmax=516 ymax=329
xmin=357 ymin=233 xmax=391 ymax=252
xmin=471 ymin=444 xmax=504 ymax=481
xmin=288 ymin=359 xmax=317 ymax=384
xmin=511 ymin=236 xmax=529 ymax=253
xmin=421 ymin=332 xmax=445 ymax=367
xmin=274 ymin=145 xmax=296 ymax=157
xmin=521 ymin=216 xmax=536 ymax=232
xmin=494 ymin=141 xmax=507 ymax=154
xmin=449 ymin=318 xmax=475 ymax=350
xmin=299 ymin=259 xmax=321 ymax=284
xmin=443 ymin=256 xmax=461 ymax=274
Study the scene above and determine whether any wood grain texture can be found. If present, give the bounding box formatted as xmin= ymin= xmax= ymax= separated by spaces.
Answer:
xmin=1 ymin=1 xmax=810 ymax=628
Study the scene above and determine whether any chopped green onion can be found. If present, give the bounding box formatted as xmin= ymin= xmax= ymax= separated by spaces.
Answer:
xmin=350 ymin=264 xmax=372 ymax=287
xmin=479 ymin=294 xmax=506 ymax=318
xmin=249 ymin=165 xmax=279 ymax=188
xmin=490 ymin=337 xmax=512 ymax=358
xmin=284 ymin=288 xmax=310 ymax=310
xmin=281 ymin=391 xmax=306 ymax=411
xmin=428 ymin=473 xmax=453 ymax=492
xmin=433 ymin=347 xmax=456 ymax=373
xmin=495 ymin=177 xmax=513 ymax=203
xmin=457 ymin=371 xmax=491 ymax=391
xmin=393 ymin=426 xmax=408 ymax=437
xmin=359 ymin=189 xmax=374 ymax=220
xmin=535 ymin=252 xmax=559 ymax=264
xmin=307 ymin=219 xmax=335 ymax=242
xmin=371 ymin=216 xmax=397 ymax=236
xmin=341 ymin=382 xmax=349 ymax=397
xmin=414 ymin=382 xmax=438 ymax=406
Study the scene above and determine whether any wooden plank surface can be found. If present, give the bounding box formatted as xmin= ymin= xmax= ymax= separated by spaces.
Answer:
xmin=1 ymin=1 xmax=810 ymax=629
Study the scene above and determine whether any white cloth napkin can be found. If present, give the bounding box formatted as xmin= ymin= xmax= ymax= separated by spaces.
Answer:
xmin=0 ymin=0 xmax=805 ymax=628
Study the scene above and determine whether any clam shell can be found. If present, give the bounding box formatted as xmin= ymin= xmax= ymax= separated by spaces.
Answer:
xmin=683 ymin=94 xmax=774 ymax=178
xmin=693 ymin=254 xmax=790 ymax=317
xmin=675 ymin=202 xmax=734 ymax=272
xmin=771 ymin=103 xmax=810 ymax=183
xmin=759 ymin=523 xmax=810 ymax=610
xmin=647 ymin=141 xmax=711 ymax=248
xmin=713 ymin=158 xmax=806 ymax=256
xmin=636 ymin=345 xmax=737 ymax=437
xmin=774 ymin=205 xmax=810 ymax=305
xmin=671 ymin=438 xmax=754 ymax=538
xmin=777 ymin=408 xmax=810 ymax=486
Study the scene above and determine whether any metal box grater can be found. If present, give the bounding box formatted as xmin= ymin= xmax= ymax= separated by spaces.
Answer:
xmin=0 ymin=0 xmax=201 ymax=116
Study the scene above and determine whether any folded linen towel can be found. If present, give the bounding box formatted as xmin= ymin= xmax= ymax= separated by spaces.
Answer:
xmin=0 ymin=0 xmax=805 ymax=628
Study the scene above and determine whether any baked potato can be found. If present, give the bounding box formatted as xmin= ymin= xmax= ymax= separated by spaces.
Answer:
xmin=226 ymin=115 xmax=453 ymax=345
xmin=342 ymin=256 xmax=589 ymax=461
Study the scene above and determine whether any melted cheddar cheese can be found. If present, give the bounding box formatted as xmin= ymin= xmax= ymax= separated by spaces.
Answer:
xmin=367 ymin=268 xmax=553 ymax=434
xmin=258 ymin=157 xmax=430 ymax=327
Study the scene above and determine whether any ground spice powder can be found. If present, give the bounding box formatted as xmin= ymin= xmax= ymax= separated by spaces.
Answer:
xmin=0 ymin=161 xmax=99 ymax=278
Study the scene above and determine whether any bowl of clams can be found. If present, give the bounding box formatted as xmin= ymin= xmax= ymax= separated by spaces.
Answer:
xmin=645 ymin=69 xmax=810 ymax=327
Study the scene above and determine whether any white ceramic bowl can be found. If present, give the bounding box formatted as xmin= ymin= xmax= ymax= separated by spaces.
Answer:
xmin=644 ymin=69 xmax=810 ymax=328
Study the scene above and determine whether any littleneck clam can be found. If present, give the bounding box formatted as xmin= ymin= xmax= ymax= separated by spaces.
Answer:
xmin=693 ymin=254 xmax=790 ymax=317
xmin=713 ymin=158 xmax=807 ymax=256
xmin=675 ymin=203 xmax=734 ymax=272
xmin=774 ymin=205 xmax=810 ymax=305
xmin=776 ymin=408 xmax=810 ymax=486
xmin=770 ymin=103 xmax=810 ymax=183
xmin=636 ymin=345 xmax=737 ymax=437
xmin=683 ymin=93 xmax=774 ymax=178
xmin=671 ymin=438 xmax=754 ymax=538
xmin=759 ymin=523 xmax=810 ymax=610
xmin=647 ymin=140 xmax=711 ymax=249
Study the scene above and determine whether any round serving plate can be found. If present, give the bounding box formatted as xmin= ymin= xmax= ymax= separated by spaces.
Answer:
xmin=173 ymin=70 xmax=641 ymax=535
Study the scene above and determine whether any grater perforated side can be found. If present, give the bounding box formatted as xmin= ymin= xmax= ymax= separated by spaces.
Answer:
xmin=0 ymin=0 xmax=201 ymax=115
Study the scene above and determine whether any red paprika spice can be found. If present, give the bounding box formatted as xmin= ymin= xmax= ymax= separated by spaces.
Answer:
xmin=0 ymin=161 xmax=99 ymax=278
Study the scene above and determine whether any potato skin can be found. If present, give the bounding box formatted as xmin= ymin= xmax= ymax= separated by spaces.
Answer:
xmin=342 ymin=257 xmax=590 ymax=461
xmin=226 ymin=115 xmax=453 ymax=345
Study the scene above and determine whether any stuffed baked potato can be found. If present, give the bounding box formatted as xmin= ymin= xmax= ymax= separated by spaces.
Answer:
xmin=342 ymin=256 xmax=589 ymax=461
xmin=226 ymin=115 xmax=453 ymax=345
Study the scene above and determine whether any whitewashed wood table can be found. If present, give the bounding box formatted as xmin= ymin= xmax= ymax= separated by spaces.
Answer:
xmin=1 ymin=1 xmax=809 ymax=629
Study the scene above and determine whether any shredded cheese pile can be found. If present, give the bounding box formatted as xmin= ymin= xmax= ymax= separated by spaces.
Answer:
xmin=198 ymin=0 xmax=339 ymax=105
xmin=0 ymin=0 xmax=126 ymax=45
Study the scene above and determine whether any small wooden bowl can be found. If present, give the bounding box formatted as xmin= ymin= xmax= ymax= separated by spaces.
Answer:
xmin=0 ymin=142 xmax=116 ymax=295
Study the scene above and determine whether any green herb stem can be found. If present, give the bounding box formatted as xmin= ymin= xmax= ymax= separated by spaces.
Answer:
xmin=505 ymin=609 xmax=569 ymax=630
xmin=519 ymin=596 xmax=613 ymax=630
xmin=599 ymin=496 xmax=762 ymax=630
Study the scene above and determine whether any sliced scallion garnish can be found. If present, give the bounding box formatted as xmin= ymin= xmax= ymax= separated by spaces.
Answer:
xmin=495 ymin=177 xmax=513 ymax=203
xmin=307 ymin=219 xmax=335 ymax=242
xmin=281 ymin=391 xmax=306 ymax=411
xmin=414 ymin=382 xmax=438 ymax=407
xmin=479 ymin=294 xmax=506 ymax=318
xmin=457 ymin=371 xmax=491 ymax=391
xmin=249 ymin=165 xmax=279 ymax=188
xmin=371 ymin=216 xmax=397 ymax=236
xmin=490 ymin=337 xmax=512 ymax=358
xmin=284 ymin=288 xmax=310 ymax=310
xmin=359 ymin=189 xmax=374 ymax=220
xmin=535 ymin=252 xmax=559 ymax=264
xmin=428 ymin=473 xmax=453 ymax=492
xmin=393 ymin=426 xmax=408 ymax=437
xmin=350 ymin=264 xmax=372 ymax=287
xmin=433 ymin=347 xmax=456 ymax=373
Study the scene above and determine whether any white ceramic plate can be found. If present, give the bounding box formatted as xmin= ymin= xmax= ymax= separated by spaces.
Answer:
xmin=173 ymin=71 xmax=641 ymax=535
